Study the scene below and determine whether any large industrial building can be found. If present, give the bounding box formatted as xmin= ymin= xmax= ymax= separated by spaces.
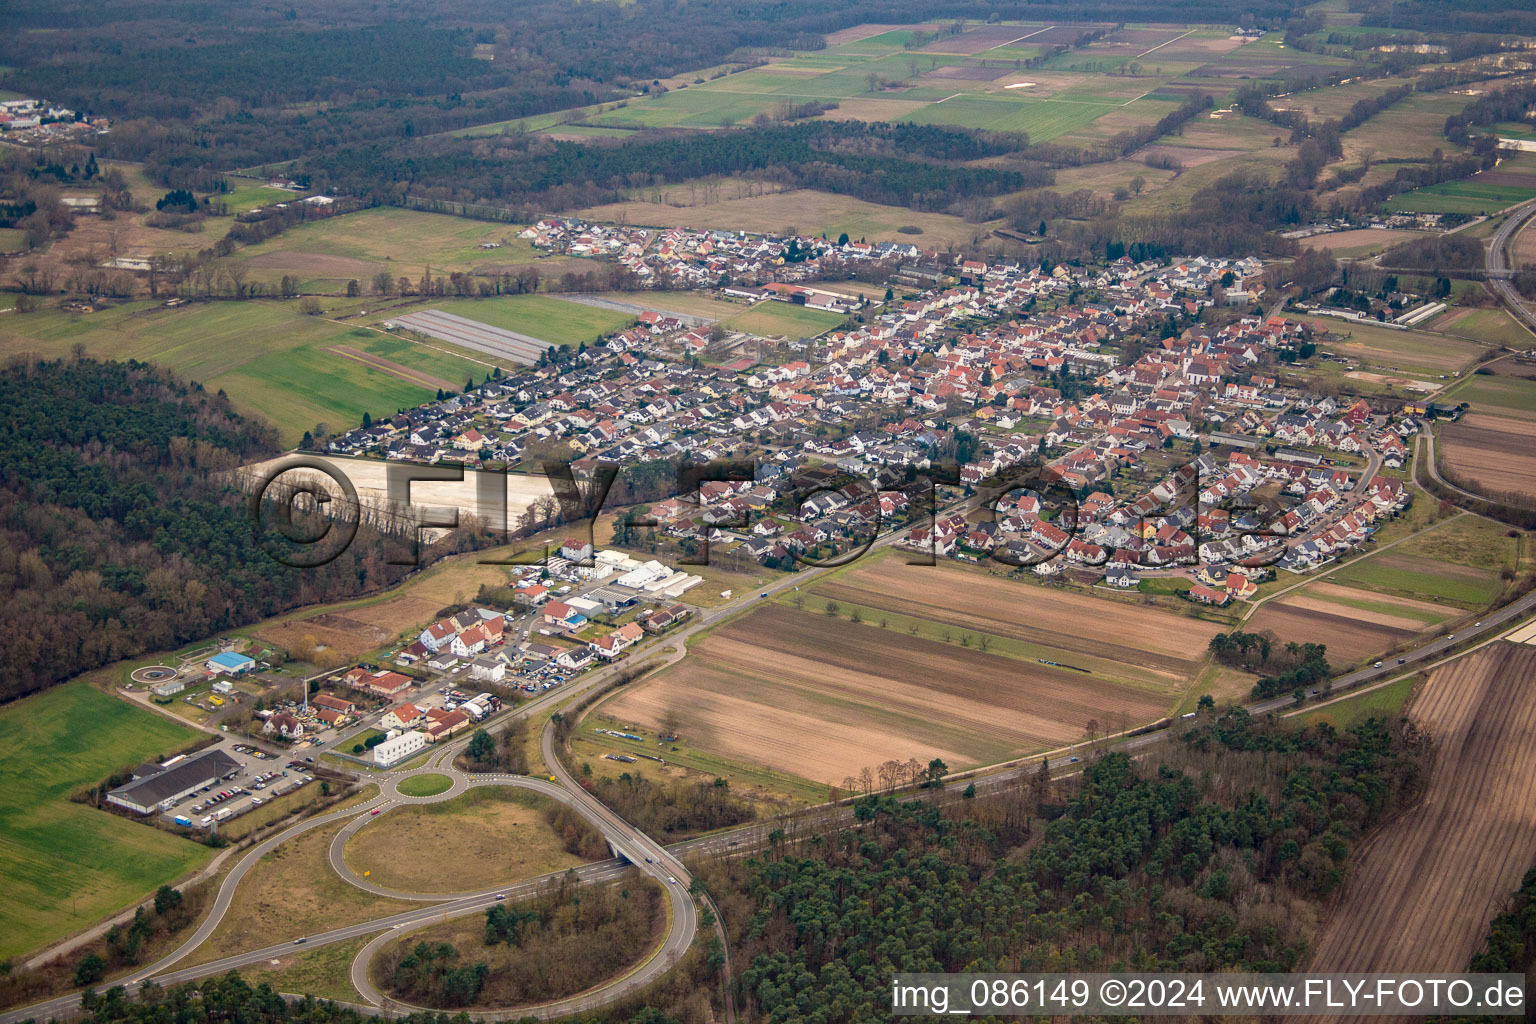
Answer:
xmin=106 ymin=749 xmax=242 ymax=815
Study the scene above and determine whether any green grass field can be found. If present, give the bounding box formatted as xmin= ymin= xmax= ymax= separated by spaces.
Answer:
xmin=723 ymin=301 xmax=847 ymax=338
xmin=230 ymin=207 xmax=537 ymax=275
xmin=1302 ymin=587 xmax=1452 ymax=626
xmin=0 ymin=226 xmax=27 ymax=251
xmin=1296 ymin=674 xmax=1418 ymax=730
xmin=1448 ymin=374 xmax=1536 ymax=420
xmin=0 ymin=301 xmax=461 ymax=444
xmin=1492 ymin=121 xmax=1536 ymax=141
xmin=543 ymin=28 xmax=1226 ymax=141
xmin=1432 ymin=307 xmax=1534 ymax=348
xmin=0 ymin=682 xmax=211 ymax=959
xmin=216 ymin=180 xmax=290 ymax=214
xmin=1393 ymin=514 xmax=1525 ymax=574
xmin=240 ymin=936 xmax=368 ymax=1001
xmin=395 ymin=773 xmax=453 ymax=797
xmin=1383 ymin=178 xmax=1536 ymax=216
xmin=1330 ymin=555 xmax=1503 ymax=608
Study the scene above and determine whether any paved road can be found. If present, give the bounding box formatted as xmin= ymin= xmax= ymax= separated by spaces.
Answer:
xmin=1418 ymin=430 xmax=1497 ymax=506
xmin=346 ymin=735 xmax=699 ymax=1019
xmin=1486 ymin=198 xmax=1536 ymax=336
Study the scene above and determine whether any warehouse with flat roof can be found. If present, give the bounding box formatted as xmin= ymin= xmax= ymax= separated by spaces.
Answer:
xmin=106 ymin=749 xmax=242 ymax=815
xmin=207 ymin=651 xmax=256 ymax=675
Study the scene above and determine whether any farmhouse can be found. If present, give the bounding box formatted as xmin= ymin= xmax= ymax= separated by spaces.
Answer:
xmin=106 ymin=749 xmax=241 ymax=815
xmin=264 ymin=711 xmax=305 ymax=740
xmin=381 ymin=702 xmax=425 ymax=730
xmin=342 ymin=667 xmax=415 ymax=698
xmin=311 ymin=694 xmax=357 ymax=716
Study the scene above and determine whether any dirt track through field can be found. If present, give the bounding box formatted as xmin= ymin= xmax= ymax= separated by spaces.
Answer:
xmin=1303 ymin=643 xmax=1536 ymax=1010
xmin=605 ymin=604 xmax=1169 ymax=784
xmin=328 ymin=345 xmax=456 ymax=391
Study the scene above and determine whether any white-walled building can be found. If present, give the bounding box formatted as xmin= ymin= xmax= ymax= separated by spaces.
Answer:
xmin=374 ymin=730 xmax=425 ymax=767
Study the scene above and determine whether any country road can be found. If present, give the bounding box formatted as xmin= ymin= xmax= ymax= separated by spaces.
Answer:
xmin=1417 ymin=430 xmax=1498 ymax=506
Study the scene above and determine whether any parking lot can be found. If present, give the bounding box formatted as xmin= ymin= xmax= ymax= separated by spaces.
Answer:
xmin=156 ymin=737 xmax=320 ymax=829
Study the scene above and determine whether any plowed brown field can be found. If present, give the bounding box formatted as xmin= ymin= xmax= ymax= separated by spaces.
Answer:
xmin=1304 ymin=643 xmax=1536 ymax=995
xmin=812 ymin=556 xmax=1225 ymax=682
xmin=1440 ymin=414 xmax=1536 ymax=501
xmin=604 ymin=603 xmax=1169 ymax=785
xmin=1245 ymin=603 xmax=1413 ymax=664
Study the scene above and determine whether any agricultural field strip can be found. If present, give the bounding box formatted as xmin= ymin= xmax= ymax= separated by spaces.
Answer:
xmin=391 ymin=310 xmax=549 ymax=365
xmin=1303 ymin=644 xmax=1536 ymax=978
xmin=606 ymin=602 xmax=1171 ymax=784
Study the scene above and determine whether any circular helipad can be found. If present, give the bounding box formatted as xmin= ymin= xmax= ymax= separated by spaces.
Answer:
xmin=132 ymin=666 xmax=178 ymax=684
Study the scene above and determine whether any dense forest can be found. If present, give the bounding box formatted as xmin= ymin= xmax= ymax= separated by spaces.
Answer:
xmin=302 ymin=121 xmax=1044 ymax=216
xmin=1353 ymin=0 xmax=1536 ymax=37
xmin=0 ymin=356 xmax=487 ymax=704
xmin=1 ymin=0 xmax=1305 ymax=188
xmin=63 ymin=975 xmax=693 ymax=1024
xmin=703 ymin=710 xmax=1427 ymax=1022
xmin=384 ymin=876 xmax=664 ymax=1008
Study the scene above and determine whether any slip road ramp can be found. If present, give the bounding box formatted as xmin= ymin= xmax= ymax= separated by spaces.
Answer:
xmin=391 ymin=309 xmax=552 ymax=365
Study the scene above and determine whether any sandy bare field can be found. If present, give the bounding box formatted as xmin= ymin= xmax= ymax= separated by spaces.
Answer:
xmin=575 ymin=189 xmax=988 ymax=248
xmin=1441 ymin=414 xmax=1536 ymax=500
xmin=814 ymin=556 xmax=1224 ymax=681
xmin=1279 ymin=596 xmax=1429 ymax=632
xmin=1135 ymin=144 xmax=1244 ymax=169
xmin=1345 ymin=370 xmax=1439 ymax=392
xmin=1299 ymin=228 xmax=1427 ymax=254
xmin=1245 ymin=603 xmax=1412 ymax=664
xmin=244 ymin=250 xmax=387 ymax=279
xmin=605 ymin=603 xmax=1170 ymax=785
xmin=1305 ymin=582 xmax=1451 ymax=618
xmin=1305 ymin=643 xmax=1536 ymax=986
xmin=821 ymin=97 xmax=931 ymax=122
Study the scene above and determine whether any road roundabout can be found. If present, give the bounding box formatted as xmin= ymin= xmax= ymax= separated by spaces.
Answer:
xmin=332 ymin=758 xmax=699 ymax=1018
xmin=41 ymin=741 xmax=700 ymax=1022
